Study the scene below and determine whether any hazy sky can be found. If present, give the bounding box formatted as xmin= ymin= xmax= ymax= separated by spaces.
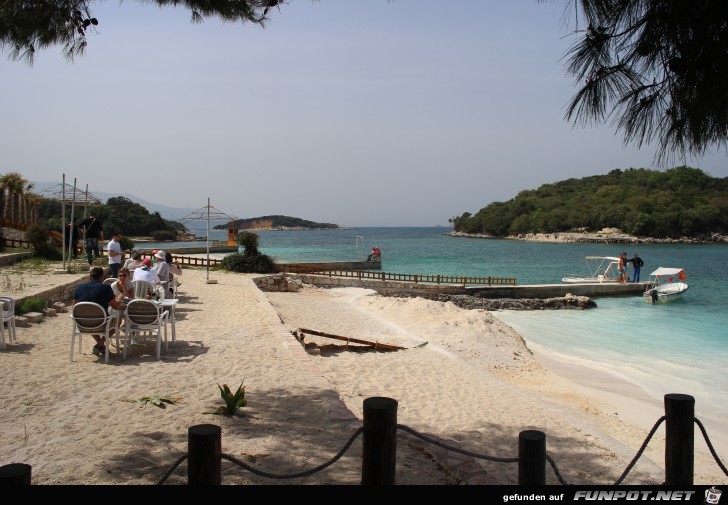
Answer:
xmin=2 ymin=1 xmax=727 ymax=227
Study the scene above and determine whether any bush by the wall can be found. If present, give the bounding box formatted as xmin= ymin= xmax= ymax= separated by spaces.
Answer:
xmin=16 ymin=296 xmax=45 ymax=315
xmin=221 ymin=252 xmax=276 ymax=274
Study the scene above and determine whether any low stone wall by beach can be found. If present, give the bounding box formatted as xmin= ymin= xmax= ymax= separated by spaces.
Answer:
xmin=253 ymin=273 xmax=466 ymax=295
xmin=253 ymin=273 xmax=647 ymax=299
xmin=0 ymin=251 xmax=32 ymax=267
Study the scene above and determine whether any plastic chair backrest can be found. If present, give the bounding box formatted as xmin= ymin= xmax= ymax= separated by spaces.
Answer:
xmin=0 ymin=296 xmax=15 ymax=317
xmin=72 ymin=302 xmax=109 ymax=333
xmin=126 ymin=299 xmax=161 ymax=325
xmin=132 ymin=280 xmax=154 ymax=299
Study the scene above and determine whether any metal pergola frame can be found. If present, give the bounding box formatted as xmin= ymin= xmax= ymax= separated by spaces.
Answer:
xmin=179 ymin=198 xmax=237 ymax=283
xmin=38 ymin=175 xmax=102 ymax=269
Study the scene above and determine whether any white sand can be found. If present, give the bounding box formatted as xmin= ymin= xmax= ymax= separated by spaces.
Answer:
xmin=1 ymin=265 xmax=725 ymax=485
xmin=266 ymin=285 xmax=728 ymax=485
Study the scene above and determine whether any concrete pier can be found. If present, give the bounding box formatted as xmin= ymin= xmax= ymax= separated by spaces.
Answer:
xmin=465 ymin=282 xmax=651 ymax=299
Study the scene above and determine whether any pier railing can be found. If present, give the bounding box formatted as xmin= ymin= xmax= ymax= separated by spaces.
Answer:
xmin=275 ymin=264 xmax=517 ymax=286
xmin=161 ymin=256 xmax=516 ymax=286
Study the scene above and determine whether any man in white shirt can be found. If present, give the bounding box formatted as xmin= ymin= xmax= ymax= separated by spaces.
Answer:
xmin=133 ymin=258 xmax=161 ymax=284
xmin=106 ymin=231 xmax=124 ymax=278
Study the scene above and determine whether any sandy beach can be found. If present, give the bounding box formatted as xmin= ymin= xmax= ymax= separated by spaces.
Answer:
xmin=0 ymin=263 xmax=725 ymax=485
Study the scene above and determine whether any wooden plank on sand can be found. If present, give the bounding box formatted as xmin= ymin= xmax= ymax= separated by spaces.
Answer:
xmin=296 ymin=328 xmax=406 ymax=351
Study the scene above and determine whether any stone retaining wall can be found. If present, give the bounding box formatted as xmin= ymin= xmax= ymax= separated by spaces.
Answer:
xmin=253 ymin=273 xmax=466 ymax=295
xmin=0 ymin=252 xmax=33 ymax=267
xmin=17 ymin=277 xmax=87 ymax=307
xmin=253 ymin=273 xmax=649 ymax=298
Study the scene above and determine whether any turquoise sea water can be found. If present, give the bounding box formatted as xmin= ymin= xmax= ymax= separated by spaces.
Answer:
xmin=149 ymin=226 xmax=728 ymax=423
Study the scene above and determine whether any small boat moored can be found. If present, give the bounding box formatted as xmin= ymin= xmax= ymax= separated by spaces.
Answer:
xmin=562 ymin=256 xmax=620 ymax=284
xmin=643 ymin=267 xmax=688 ymax=303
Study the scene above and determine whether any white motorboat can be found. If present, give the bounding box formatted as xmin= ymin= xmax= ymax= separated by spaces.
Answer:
xmin=643 ymin=267 xmax=689 ymax=303
xmin=562 ymin=256 xmax=620 ymax=283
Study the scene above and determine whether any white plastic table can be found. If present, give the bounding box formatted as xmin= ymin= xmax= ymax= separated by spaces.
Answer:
xmin=155 ymin=298 xmax=179 ymax=344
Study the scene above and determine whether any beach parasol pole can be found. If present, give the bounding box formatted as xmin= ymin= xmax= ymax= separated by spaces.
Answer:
xmin=67 ymin=178 xmax=77 ymax=269
xmin=206 ymin=197 xmax=210 ymax=282
xmin=61 ymin=174 xmax=67 ymax=269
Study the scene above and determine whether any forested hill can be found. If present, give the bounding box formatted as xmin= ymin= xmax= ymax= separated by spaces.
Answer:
xmin=450 ymin=166 xmax=728 ymax=239
xmin=214 ymin=215 xmax=341 ymax=230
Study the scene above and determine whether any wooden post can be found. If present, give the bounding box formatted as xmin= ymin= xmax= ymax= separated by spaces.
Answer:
xmin=361 ymin=397 xmax=398 ymax=485
xmin=519 ymin=430 xmax=546 ymax=485
xmin=664 ymin=393 xmax=694 ymax=485
xmin=0 ymin=463 xmax=32 ymax=485
xmin=188 ymin=424 xmax=221 ymax=485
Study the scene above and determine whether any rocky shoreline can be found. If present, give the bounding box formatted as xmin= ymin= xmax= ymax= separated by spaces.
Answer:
xmin=386 ymin=292 xmax=598 ymax=310
xmin=446 ymin=230 xmax=728 ymax=244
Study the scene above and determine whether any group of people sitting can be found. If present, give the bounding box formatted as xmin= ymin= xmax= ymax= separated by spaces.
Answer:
xmin=367 ymin=246 xmax=381 ymax=261
xmin=72 ymin=249 xmax=183 ymax=357
xmin=123 ymin=249 xmax=183 ymax=297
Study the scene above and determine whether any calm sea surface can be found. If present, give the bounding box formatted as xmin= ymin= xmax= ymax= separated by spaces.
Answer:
xmin=148 ymin=226 xmax=728 ymax=423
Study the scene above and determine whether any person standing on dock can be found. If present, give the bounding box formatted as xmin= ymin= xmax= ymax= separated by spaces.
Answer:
xmin=629 ymin=253 xmax=644 ymax=282
xmin=617 ymin=252 xmax=628 ymax=284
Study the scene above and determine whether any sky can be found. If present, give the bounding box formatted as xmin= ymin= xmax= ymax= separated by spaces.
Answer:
xmin=2 ymin=1 xmax=727 ymax=227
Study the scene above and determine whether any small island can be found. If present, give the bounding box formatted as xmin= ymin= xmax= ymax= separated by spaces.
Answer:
xmin=213 ymin=215 xmax=345 ymax=231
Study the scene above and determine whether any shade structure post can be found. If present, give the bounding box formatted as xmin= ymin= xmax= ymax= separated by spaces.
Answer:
xmin=67 ymin=178 xmax=78 ymax=269
xmin=61 ymin=174 xmax=66 ymax=269
xmin=178 ymin=199 xmax=236 ymax=285
xmin=207 ymin=197 xmax=211 ymax=282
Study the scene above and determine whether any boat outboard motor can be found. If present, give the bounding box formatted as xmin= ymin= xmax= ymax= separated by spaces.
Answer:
xmin=650 ymin=289 xmax=658 ymax=304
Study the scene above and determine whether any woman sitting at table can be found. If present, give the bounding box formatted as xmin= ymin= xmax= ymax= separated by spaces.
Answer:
xmin=111 ymin=267 xmax=135 ymax=302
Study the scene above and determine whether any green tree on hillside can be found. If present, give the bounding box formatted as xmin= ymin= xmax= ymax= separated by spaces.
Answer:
xmin=0 ymin=172 xmax=38 ymax=227
xmin=36 ymin=195 xmax=184 ymax=239
xmin=451 ymin=166 xmax=728 ymax=239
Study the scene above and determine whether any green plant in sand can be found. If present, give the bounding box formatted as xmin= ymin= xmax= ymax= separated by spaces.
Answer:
xmin=124 ymin=394 xmax=181 ymax=409
xmin=205 ymin=382 xmax=247 ymax=416
xmin=16 ymin=296 xmax=44 ymax=315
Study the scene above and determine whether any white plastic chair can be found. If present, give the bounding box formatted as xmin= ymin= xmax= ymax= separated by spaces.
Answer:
xmin=0 ymin=296 xmax=17 ymax=349
xmin=123 ymin=299 xmax=169 ymax=360
xmin=131 ymin=279 xmax=155 ymax=300
xmin=160 ymin=276 xmax=176 ymax=300
xmin=103 ymin=278 xmax=117 ymax=285
xmin=70 ymin=302 xmax=120 ymax=364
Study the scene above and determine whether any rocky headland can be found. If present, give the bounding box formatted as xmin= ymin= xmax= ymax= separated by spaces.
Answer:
xmin=446 ymin=228 xmax=728 ymax=244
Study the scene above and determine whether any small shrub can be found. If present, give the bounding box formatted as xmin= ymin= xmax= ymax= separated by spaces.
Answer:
xmin=16 ymin=296 xmax=45 ymax=315
xmin=221 ymin=252 xmax=276 ymax=273
xmin=26 ymin=224 xmax=49 ymax=250
xmin=25 ymin=224 xmax=62 ymax=259
xmin=236 ymin=231 xmax=261 ymax=255
xmin=35 ymin=244 xmax=62 ymax=260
